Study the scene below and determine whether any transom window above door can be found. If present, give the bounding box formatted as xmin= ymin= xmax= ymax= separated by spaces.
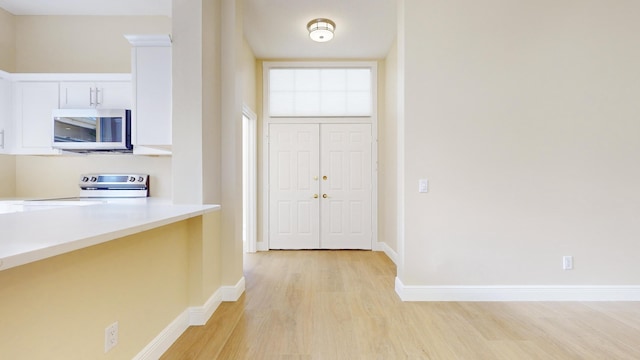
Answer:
xmin=268 ymin=67 xmax=372 ymax=117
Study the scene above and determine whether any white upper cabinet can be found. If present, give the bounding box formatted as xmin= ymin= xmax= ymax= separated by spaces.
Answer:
xmin=8 ymin=74 xmax=131 ymax=155
xmin=126 ymin=34 xmax=172 ymax=155
xmin=13 ymin=82 xmax=61 ymax=155
xmin=59 ymin=81 xmax=131 ymax=109
xmin=0 ymin=73 xmax=12 ymax=153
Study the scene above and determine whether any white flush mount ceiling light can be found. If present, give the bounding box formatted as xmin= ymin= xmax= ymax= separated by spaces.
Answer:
xmin=307 ymin=18 xmax=336 ymax=42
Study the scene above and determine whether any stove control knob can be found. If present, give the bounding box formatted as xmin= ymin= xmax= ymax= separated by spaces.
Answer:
xmin=129 ymin=176 xmax=136 ymax=182
xmin=90 ymin=177 xmax=97 ymax=182
xmin=138 ymin=176 xmax=144 ymax=182
xmin=82 ymin=176 xmax=89 ymax=182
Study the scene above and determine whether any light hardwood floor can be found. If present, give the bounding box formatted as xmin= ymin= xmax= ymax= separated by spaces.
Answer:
xmin=161 ymin=250 xmax=640 ymax=359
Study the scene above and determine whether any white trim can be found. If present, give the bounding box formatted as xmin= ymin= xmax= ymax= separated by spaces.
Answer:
xmin=10 ymin=73 xmax=131 ymax=82
xmin=0 ymin=70 xmax=12 ymax=80
xmin=266 ymin=117 xmax=373 ymax=124
xmin=221 ymin=276 xmax=246 ymax=301
xmin=370 ymin=65 xmax=379 ymax=251
xmin=188 ymin=288 xmax=223 ymax=326
xmin=133 ymin=309 xmax=189 ymax=360
xmin=242 ymin=106 xmax=258 ymax=253
xmin=134 ymin=278 xmax=244 ymax=360
xmin=374 ymin=242 xmax=398 ymax=265
xmin=135 ymin=289 xmax=222 ymax=359
xmin=395 ymin=277 xmax=640 ymax=302
xmin=257 ymin=241 xmax=269 ymax=251
xmin=124 ymin=34 xmax=172 ymax=47
xmin=262 ymin=135 xmax=269 ymax=250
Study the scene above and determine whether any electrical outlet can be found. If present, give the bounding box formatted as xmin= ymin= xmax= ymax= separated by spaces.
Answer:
xmin=563 ymin=256 xmax=573 ymax=270
xmin=104 ymin=321 xmax=119 ymax=353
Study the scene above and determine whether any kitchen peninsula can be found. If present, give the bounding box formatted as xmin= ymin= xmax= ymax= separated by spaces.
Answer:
xmin=0 ymin=200 xmax=228 ymax=360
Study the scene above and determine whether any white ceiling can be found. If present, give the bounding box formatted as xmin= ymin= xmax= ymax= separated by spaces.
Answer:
xmin=243 ymin=0 xmax=396 ymax=59
xmin=0 ymin=0 xmax=396 ymax=59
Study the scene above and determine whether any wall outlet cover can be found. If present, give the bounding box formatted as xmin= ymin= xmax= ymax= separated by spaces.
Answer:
xmin=104 ymin=321 xmax=119 ymax=353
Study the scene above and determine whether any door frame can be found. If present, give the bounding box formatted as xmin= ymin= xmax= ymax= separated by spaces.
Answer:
xmin=243 ymin=105 xmax=258 ymax=253
xmin=260 ymin=61 xmax=379 ymax=251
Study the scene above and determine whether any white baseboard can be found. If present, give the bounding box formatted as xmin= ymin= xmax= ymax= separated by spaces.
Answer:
xmin=133 ymin=309 xmax=190 ymax=360
xmin=257 ymin=241 xmax=269 ymax=251
xmin=222 ymin=276 xmax=246 ymax=301
xmin=395 ymin=277 xmax=640 ymax=302
xmin=374 ymin=242 xmax=398 ymax=265
xmin=189 ymin=288 xmax=223 ymax=326
xmin=134 ymin=277 xmax=245 ymax=360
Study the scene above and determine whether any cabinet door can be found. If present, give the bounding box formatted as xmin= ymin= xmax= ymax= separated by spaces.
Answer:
xmin=0 ymin=77 xmax=11 ymax=153
xmin=59 ymin=82 xmax=94 ymax=108
xmin=14 ymin=82 xmax=60 ymax=154
xmin=133 ymin=46 xmax=171 ymax=147
xmin=60 ymin=82 xmax=131 ymax=109
xmin=95 ymin=82 xmax=131 ymax=109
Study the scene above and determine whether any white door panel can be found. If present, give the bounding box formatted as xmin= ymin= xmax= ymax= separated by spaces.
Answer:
xmin=269 ymin=123 xmax=372 ymax=250
xmin=269 ymin=124 xmax=320 ymax=249
xmin=320 ymin=124 xmax=372 ymax=249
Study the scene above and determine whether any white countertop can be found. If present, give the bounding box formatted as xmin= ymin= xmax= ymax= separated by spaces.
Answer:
xmin=0 ymin=198 xmax=220 ymax=271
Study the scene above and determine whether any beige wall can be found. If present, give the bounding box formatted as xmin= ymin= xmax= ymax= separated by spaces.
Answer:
xmin=380 ymin=40 xmax=398 ymax=253
xmin=241 ymin=37 xmax=257 ymax=111
xmin=15 ymin=15 xmax=170 ymax=73
xmin=172 ymin=0 xmax=244 ymax=287
xmin=220 ymin=0 xmax=245 ymax=284
xmin=15 ymin=155 xmax=172 ymax=199
xmin=0 ymin=154 xmax=16 ymax=197
xmin=172 ymin=0 xmax=218 ymax=204
xmin=0 ymin=211 xmax=221 ymax=359
xmin=5 ymin=14 xmax=174 ymax=199
xmin=0 ymin=8 xmax=15 ymax=72
xmin=400 ymin=0 xmax=640 ymax=286
xmin=240 ymin=29 xmax=257 ymax=251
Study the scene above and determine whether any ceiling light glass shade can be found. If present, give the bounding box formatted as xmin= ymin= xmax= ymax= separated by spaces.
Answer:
xmin=307 ymin=18 xmax=336 ymax=42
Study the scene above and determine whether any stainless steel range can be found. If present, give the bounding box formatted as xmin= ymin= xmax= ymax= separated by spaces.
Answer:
xmin=79 ymin=173 xmax=149 ymax=198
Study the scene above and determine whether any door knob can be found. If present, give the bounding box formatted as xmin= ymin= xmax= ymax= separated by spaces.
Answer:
xmin=322 ymin=176 xmax=328 ymax=180
xmin=313 ymin=176 xmax=318 ymax=181
xmin=313 ymin=194 xmax=319 ymax=199
xmin=322 ymin=194 xmax=328 ymax=198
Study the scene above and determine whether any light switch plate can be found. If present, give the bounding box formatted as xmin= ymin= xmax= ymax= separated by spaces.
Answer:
xmin=419 ymin=179 xmax=428 ymax=193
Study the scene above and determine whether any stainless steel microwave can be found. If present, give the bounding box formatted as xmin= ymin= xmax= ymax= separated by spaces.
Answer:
xmin=52 ymin=109 xmax=132 ymax=152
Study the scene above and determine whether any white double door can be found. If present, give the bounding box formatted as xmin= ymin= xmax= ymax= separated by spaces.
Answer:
xmin=269 ymin=123 xmax=372 ymax=249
